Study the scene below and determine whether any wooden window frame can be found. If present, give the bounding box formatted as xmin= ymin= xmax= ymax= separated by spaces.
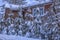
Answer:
xmin=39 ymin=7 xmax=44 ymax=16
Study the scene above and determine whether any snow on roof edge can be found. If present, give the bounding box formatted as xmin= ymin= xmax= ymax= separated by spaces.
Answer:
xmin=4 ymin=0 xmax=53 ymax=9
xmin=21 ymin=1 xmax=53 ymax=8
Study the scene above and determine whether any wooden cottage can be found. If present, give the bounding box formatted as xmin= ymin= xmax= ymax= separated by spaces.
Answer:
xmin=4 ymin=0 xmax=53 ymax=19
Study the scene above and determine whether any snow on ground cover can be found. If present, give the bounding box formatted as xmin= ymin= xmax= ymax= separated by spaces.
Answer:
xmin=0 ymin=34 xmax=40 ymax=40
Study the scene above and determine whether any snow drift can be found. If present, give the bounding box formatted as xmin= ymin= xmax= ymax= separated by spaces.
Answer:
xmin=0 ymin=34 xmax=40 ymax=40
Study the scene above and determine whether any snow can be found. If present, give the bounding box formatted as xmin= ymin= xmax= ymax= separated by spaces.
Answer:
xmin=0 ymin=0 xmax=59 ymax=40
xmin=5 ymin=3 xmax=10 ymax=8
xmin=10 ymin=4 xmax=20 ymax=10
xmin=22 ymin=0 xmax=39 ymax=8
xmin=5 ymin=1 xmax=19 ymax=10
xmin=21 ymin=0 xmax=52 ymax=8
xmin=0 ymin=0 xmax=5 ymax=14
xmin=4 ymin=0 xmax=53 ymax=9
xmin=0 ymin=34 xmax=40 ymax=40
xmin=0 ymin=0 xmax=4 ymax=6
xmin=5 ymin=3 xmax=20 ymax=10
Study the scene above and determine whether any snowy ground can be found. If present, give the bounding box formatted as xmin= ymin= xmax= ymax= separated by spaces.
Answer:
xmin=0 ymin=34 xmax=40 ymax=40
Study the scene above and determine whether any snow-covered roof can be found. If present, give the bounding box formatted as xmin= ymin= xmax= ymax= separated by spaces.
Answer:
xmin=5 ymin=2 xmax=20 ymax=10
xmin=4 ymin=0 xmax=53 ymax=10
xmin=5 ymin=3 xmax=10 ymax=8
xmin=10 ymin=4 xmax=20 ymax=10
xmin=21 ymin=0 xmax=53 ymax=8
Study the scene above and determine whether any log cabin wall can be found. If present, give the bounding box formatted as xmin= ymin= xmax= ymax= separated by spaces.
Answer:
xmin=44 ymin=4 xmax=52 ymax=11
xmin=5 ymin=8 xmax=19 ymax=19
xmin=22 ymin=8 xmax=32 ymax=20
xmin=5 ymin=8 xmax=11 ymax=19
xmin=12 ymin=10 xmax=19 ymax=19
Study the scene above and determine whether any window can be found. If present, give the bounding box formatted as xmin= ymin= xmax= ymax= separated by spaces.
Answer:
xmin=39 ymin=7 xmax=44 ymax=16
xmin=32 ymin=8 xmax=37 ymax=16
xmin=32 ymin=8 xmax=39 ymax=17
xmin=32 ymin=7 xmax=44 ymax=16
